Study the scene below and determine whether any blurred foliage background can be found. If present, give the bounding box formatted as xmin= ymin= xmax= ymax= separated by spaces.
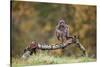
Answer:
xmin=11 ymin=1 xmax=96 ymax=58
